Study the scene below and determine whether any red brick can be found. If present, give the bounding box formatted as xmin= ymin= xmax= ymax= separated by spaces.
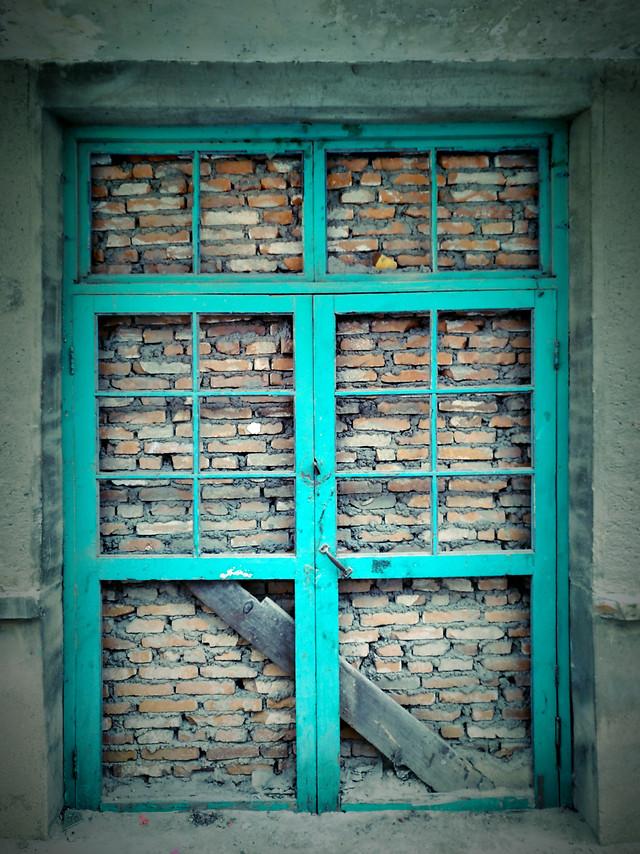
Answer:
xmin=440 ymin=726 xmax=464 ymax=739
xmin=327 ymin=172 xmax=352 ymax=190
xmin=215 ymin=160 xmax=254 ymax=174
xmin=247 ymin=194 xmax=288 ymax=208
xmin=439 ymin=154 xmax=490 ymax=169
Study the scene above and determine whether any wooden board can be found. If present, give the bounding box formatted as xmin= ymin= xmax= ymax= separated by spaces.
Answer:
xmin=187 ymin=580 xmax=484 ymax=792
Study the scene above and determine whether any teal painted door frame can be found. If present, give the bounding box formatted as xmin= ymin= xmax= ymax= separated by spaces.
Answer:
xmin=62 ymin=122 xmax=570 ymax=814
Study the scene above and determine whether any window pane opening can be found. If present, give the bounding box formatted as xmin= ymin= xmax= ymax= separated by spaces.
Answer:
xmin=199 ymin=153 xmax=303 ymax=274
xmin=102 ymin=580 xmax=297 ymax=805
xmin=326 ymin=151 xmax=431 ymax=275
xmin=91 ymin=154 xmax=194 ymax=275
xmin=338 ymin=576 xmax=532 ymax=805
xmin=436 ymin=150 xmax=539 ymax=271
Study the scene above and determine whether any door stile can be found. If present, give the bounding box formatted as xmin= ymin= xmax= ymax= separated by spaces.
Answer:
xmin=71 ymin=295 xmax=103 ymax=808
xmin=530 ymin=289 xmax=559 ymax=806
xmin=292 ymin=296 xmax=319 ymax=811
xmin=312 ymin=295 xmax=341 ymax=811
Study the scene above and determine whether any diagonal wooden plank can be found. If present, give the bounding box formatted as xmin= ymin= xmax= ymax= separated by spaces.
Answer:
xmin=338 ymin=656 xmax=483 ymax=791
xmin=187 ymin=580 xmax=484 ymax=792
xmin=188 ymin=580 xmax=295 ymax=674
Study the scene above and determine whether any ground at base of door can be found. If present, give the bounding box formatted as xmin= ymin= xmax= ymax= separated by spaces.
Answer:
xmin=3 ymin=807 xmax=638 ymax=854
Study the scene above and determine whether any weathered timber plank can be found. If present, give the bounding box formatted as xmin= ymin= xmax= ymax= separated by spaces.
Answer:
xmin=187 ymin=580 xmax=295 ymax=674
xmin=187 ymin=580 xmax=484 ymax=791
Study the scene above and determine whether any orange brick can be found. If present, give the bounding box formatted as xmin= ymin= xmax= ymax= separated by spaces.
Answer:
xmin=328 ymin=172 xmax=352 ymax=189
xmin=359 ymin=206 xmax=396 ymax=220
xmin=114 ymin=683 xmax=173 ymax=697
xmin=440 ymin=726 xmax=464 ymax=739
xmin=141 ymin=747 xmax=199 ymax=761
xmin=215 ymin=160 xmax=254 ymax=174
xmin=138 ymin=699 xmax=198 ymax=712
xmin=263 ymin=210 xmax=294 ymax=225
xmin=102 ymin=750 xmax=136 ymax=763
xmin=247 ymin=194 xmax=288 ymax=208
xmin=439 ymin=154 xmax=490 ymax=169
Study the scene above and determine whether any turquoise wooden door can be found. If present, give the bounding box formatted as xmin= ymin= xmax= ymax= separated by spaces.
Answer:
xmin=312 ymin=290 xmax=558 ymax=811
xmin=67 ymin=288 xmax=558 ymax=812
xmin=68 ymin=293 xmax=321 ymax=810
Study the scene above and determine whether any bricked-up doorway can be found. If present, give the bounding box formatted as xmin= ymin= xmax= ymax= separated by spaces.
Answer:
xmin=62 ymin=125 xmax=569 ymax=814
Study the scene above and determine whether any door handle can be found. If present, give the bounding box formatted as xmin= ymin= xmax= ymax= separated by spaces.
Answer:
xmin=319 ymin=543 xmax=353 ymax=578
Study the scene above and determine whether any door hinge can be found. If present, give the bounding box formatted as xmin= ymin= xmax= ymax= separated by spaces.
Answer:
xmin=553 ymin=340 xmax=560 ymax=370
xmin=71 ymin=748 xmax=78 ymax=779
xmin=68 ymin=346 xmax=75 ymax=375
xmin=555 ymin=715 xmax=562 ymax=764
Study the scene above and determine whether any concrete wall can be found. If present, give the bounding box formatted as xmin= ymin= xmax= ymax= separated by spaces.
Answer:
xmin=589 ymin=66 xmax=640 ymax=844
xmin=0 ymin=62 xmax=64 ymax=839
xmin=1 ymin=0 xmax=639 ymax=64
xmin=0 ymin=56 xmax=639 ymax=842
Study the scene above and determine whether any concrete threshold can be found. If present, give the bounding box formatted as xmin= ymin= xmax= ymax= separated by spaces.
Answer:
xmin=1 ymin=807 xmax=638 ymax=853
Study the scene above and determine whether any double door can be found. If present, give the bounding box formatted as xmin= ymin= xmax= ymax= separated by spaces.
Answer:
xmin=66 ymin=289 xmax=558 ymax=811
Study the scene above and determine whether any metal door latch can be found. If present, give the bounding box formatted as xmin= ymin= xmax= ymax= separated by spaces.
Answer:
xmin=319 ymin=543 xmax=353 ymax=578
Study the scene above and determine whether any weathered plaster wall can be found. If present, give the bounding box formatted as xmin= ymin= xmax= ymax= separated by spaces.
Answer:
xmin=567 ymin=65 xmax=640 ymax=845
xmin=0 ymin=62 xmax=64 ymax=839
xmin=0 ymin=63 xmax=43 ymax=591
xmin=589 ymin=65 xmax=640 ymax=845
xmin=1 ymin=54 xmax=640 ymax=843
xmin=1 ymin=0 xmax=639 ymax=64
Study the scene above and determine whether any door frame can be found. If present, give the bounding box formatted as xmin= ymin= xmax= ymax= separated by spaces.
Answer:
xmin=62 ymin=122 xmax=570 ymax=813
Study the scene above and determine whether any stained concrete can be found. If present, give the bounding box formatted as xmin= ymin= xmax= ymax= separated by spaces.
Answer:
xmin=0 ymin=0 xmax=639 ymax=64
xmin=588 ymin=65 xmax=640 ymax=845
xmin=35 ymin=59 xmax=597 ymax=126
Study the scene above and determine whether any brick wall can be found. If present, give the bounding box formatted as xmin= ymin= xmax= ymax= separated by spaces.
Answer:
xmin=92 ymin=155 xmax=194 ymax=274
xmin=327 ymin=153 xmax=432 ymax=272
xmin=102 ymin=576 xmax=530 ymax=794
xmin=102 ymin=581 xmax=296 ymax=794
xmin=91 ymin=154 xmax=303 ymax=275
xmin=91 ymin=148 xmax=538 ymax=276
xmin=437 ymin=151 xmax=539 ymax=269
xmin=200 ymin=155 xmax=303 ymax=274
xmin=326 ymin=149 xmax=538 ymax=273
xmin=335 ymin=309 xmax=532 ymax=553
xmin=98 ymin=314 xmax=295 ymax=554
xmin=339 ymin=575 xmax=531 ymax=773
